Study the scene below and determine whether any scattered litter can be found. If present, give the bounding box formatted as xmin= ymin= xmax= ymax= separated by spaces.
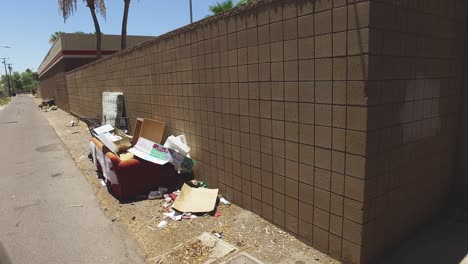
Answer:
xmin=71 ymin=131 xmax=79 ymax=134
xmin=148 ymin=191 xmax=163 ymax=200
xmin=182 ymin=213 xmax=197 ymax=220
xmin=214 ymin=211 xmax=222 ymax=217
xmin=189 ymin=179 xmax=206 ymax=188
xmin=157 ymin=220 xmax=168 ymax=229
xmin=211 ymin=231 xmax=223 ymax=238
xmin=69 ymin=120 xmax=79 ymax=127
xmin=158 ymin=187 xmax=169 ymax=194
xmin=220 ymin=197 xmax=231 ymax=205
xmin=162 ymin=201 xmax=173 ymax=209
xmin=147 ymin=225 xmax=156 ymax=231
xmin=163 ymin=211 xmax=177 ymax=219
xmin=168 ymin=193 xmax=178 ymax=201
xmin=70 ymin=204 xmax=84 ymax=207
xmin=99 ymin=179 xmax=106 ymax=186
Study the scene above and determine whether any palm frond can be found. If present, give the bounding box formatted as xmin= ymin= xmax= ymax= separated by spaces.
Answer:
xmin=58 ymin=0 xmax=77 ymax=22
xmin=209 ymin=0 xmax=234 ymax=14
xmin=82 ymin=0 xmax=106 ymax=19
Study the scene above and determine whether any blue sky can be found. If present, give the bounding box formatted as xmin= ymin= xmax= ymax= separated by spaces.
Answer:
xmin=0 ymin=0 xmax=224 ymax=73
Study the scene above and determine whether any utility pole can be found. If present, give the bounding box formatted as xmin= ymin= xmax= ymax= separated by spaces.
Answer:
xmin=7 ymin=64 xmax=13 ymax=95
xmin=189 ymin=0 xmax=193 ymax=23
xmin=1 ymin=58 xmax=11 ymax=97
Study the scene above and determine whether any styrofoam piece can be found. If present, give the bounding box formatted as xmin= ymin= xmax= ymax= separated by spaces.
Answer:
xmin=164 ymin=135 xmax=190 ymax=155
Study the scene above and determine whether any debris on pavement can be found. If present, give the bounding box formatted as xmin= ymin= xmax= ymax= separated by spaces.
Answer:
xmin=99 ymin=179 xmax=106 ymax=186
xmin=219 ymin=197 xmax=231 ymax=205
xmin=69 ymin=119 xmax=79 ymax=127
xmin=148 ymin=191 xmax=162 ymax=200
xmin=172 ymin=184 xmax=219 ymax=213
xmin=157 ymin=220 xmax=168 ymax=229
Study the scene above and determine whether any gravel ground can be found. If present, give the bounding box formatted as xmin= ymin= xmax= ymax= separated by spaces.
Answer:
xmin=39 ymin=103 xmax=340 ymax=264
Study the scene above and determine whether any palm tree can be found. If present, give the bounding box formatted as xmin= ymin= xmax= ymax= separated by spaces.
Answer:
xmin=208 ymin=0 xmax=251 ymax=14
xmin=58 ymin=0 xmax=106 ymax=59
xmin=121 ymin=0 xmax=131 ymax=50
xmin=209 ymin=0 xmax=234 ymax=14
xmin=49 ymin=31 xmax=65 ymax=44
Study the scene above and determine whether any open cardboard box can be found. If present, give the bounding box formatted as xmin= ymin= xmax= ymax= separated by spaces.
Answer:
xmin=93 ymin=118 xmax=166 ymax=154
xmin=132 ymin=118 xmax=165 ymax=145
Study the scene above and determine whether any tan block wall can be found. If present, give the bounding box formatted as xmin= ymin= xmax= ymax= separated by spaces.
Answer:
xmin=66 ymin=1 xmax=371 ymax=263
xmin=63 ymin=0 xmax=466 ymax=263
xmin=361 ymin=0 xmax=466 ymax=262
xmin=39 ymin=58 xmax=96 ymax=111
xmin=39 ymin=62 xmax=67 ymax=108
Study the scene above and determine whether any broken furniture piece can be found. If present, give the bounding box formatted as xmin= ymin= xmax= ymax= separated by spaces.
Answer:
xmin=90 ymin=137 xmax=178 ymax=201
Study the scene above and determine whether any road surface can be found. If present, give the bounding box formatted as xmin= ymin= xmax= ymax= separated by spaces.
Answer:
xmin=0 ymin=95 xmax=145 ymax=264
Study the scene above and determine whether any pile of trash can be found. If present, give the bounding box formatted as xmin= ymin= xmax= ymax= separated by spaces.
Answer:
xmin=38 ymin=98 xmax=58 ymax=112
xmin=87 ymin=91 xmax=232 ymax=228
xmin=149 ymin=180 xmax=231 ymax=230
xmin=91 ymin=119 xmax=195 ymax=173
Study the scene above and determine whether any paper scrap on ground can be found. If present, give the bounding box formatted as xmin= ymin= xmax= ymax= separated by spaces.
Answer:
xmin=128 ymin=137 xmax=171 ymax=165
xmin=172 ymin=184 xmax=219 ymax=213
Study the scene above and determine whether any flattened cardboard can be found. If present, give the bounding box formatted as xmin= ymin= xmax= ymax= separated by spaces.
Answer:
xmin=172 ymin=184 xmax=219 ymax=213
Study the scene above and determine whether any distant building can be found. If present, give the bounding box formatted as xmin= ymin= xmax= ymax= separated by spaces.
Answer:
xmin=37 ymin=33 xmax=153 ymax=110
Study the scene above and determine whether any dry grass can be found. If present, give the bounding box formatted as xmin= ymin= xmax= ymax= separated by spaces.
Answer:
xmin=0 ymin=97 xmax=10 ymax=105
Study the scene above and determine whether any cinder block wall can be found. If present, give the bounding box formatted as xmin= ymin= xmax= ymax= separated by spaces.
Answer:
xmin=39 ymin=58 xmax=96 ymax=110
xmin=64 ymin=0 xmax=466 ymax=263
xmin=39 ymin=62 xmax=66 ymax=106
xmin=361 ymin=0 xmax=466 ymax=263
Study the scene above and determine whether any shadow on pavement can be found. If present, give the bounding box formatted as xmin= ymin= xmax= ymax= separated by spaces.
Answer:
xmin=381 ymin=207 xmax=468 ymax=264
xmin=0 ymin=241 xmax=12 ymax=264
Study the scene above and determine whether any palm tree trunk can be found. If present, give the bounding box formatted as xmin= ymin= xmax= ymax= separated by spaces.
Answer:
xmin=87 ymin=1 xmax=102 ymax=59
xmin=121 ymin=0 xmax=131 ymax=50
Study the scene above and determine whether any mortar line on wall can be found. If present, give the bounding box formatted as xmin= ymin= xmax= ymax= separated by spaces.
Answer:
xmin=278 ymin=1 xmax=289 ymax=232
xmin=312 ymin=0 xmax=316 ymax=245
xmin=294 ymin=1 xmax=301 ymax=238
xmin=329 ymin=0 xmax=335 ymax=255
xmin=341 ymin=0 xmax=349 ymax=259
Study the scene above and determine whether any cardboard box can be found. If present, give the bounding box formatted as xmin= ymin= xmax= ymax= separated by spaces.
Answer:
xmin=132 ymin=118 xmax=165 ymax=145
xmin=131 ymin=118 xmax=144 ymax=145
